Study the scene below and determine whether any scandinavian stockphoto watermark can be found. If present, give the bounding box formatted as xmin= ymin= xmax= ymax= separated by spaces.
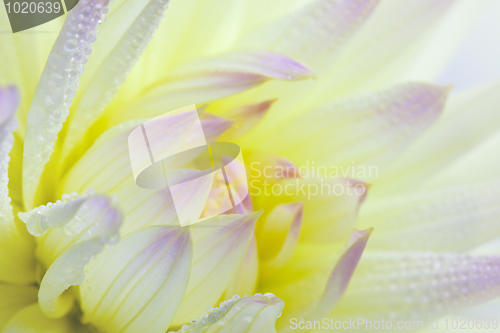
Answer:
xmin=249 ymin=161 xmax=378 ymax=199
xmin=127 ymin=104 xmax=249 ymax=227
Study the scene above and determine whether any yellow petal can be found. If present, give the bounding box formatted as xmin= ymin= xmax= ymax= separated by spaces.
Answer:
xmin=2 ymin=303 xmax=89 ymax=333
xmin=172 ymin=212 xmax=261 ymax=325
xmin=170 ymin=294 xmax=284 ymax=333
xmin=251 ymin=175 xmax=367 ymax=243
xmin=0 ymin=284 xmax=37 ymax=330
xmin=258 ymin=202 xmax=303 ymax=268
xmin=81 ymin=226 xmax=191 ymax=333
xmin=0 ymin=86 xmax=35 ymax=284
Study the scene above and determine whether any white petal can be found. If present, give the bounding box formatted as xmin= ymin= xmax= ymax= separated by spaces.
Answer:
xmin=170 ymin=294 xmax=284 ymax=333
xmin=172 ymin=212 xmax=261 ymax=325
xmin=242 ymin=83 xmax=450 ymax=177
xmin=307 ymin=0 xmax=465 ymax=102
xmin=360 ymin=180 xmax=500 ymax=252
xmin=373 ymin=82 xmax=500 ymax=195
xmin=81 ymin=226 xmax=191 ymax=333
xmin=240 ymin=0 xmax=379 ymax=71
xmin=22 ymin=0 xmax=110 ymax=209
xmin=62 ymin=0 xmax=171 ymax=163
xmin=334 ymin=252 xmax=500 ymax=322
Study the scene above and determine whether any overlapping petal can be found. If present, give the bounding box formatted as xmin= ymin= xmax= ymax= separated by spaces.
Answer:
xmin=172 ymin=212 xmax=261 ymax=325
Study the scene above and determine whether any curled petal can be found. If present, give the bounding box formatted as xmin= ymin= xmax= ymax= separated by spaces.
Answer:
xmin=259 ymin=202 xmax=304 ymax=268
xmin=81 ymin=226 xmax=191 ymax=333
xmin=22 ymin=0 xmax=110 ymax=209
xmin=253 ymin=177 xmax=367 ymax=243
xmin=172 ymin=212 xmax=262 ymax=325
xmin=170 ymin=294 xmax=284 ymax=333
xmin=18 ymin=192 xmax=122 ymax=317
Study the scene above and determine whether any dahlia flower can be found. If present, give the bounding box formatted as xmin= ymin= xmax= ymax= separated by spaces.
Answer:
xmin=1 ymin=0 xmax=499 ymax=332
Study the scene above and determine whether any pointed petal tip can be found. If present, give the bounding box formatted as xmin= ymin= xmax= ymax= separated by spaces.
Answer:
xmin=341 ymin=178 xmax=370 ymax=205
